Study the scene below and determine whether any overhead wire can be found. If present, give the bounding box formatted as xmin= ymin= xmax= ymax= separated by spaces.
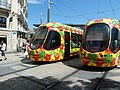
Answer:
xmin=51 ymin=6 xmax=120 ymax=18
xmin=52 ymin=0 xmax=120 ymax=21
xmin=51 ymin=3 xmax=65 ymax=18
xmin=109 ymin=0 xmax=116 ymax=18
xmin=51 ymin=3 xmax=67 ymax=22
xmin=55 ymin=0 xmax=91 ymax=21
xmin=96 ymin=0 xmax=100 ymax=18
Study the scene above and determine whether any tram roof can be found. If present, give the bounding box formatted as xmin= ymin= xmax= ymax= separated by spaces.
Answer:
xmin=86 ymin=18 xmax=120 ymax=30
xmin=40 ymin=22 xmax=83 ymax=34
xmin=87 ymin=18 xmax=120 ymax=25
xmin=33 ymin=23 xmax=85 ymax=29
xmin=41 ymin=22 xmax=82 ymax=28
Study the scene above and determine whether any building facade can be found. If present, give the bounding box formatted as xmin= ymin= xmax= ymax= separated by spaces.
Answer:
xmin=0 ymin=0 xmax=28 ymax=52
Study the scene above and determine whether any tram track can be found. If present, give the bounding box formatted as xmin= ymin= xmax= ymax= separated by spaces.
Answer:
xmin=0 ymin=57 xmax=110 ymax=90
xmin=0 ymin=59 xmax=75 ymax=78
xmin=40 ymin=70 xmax=109 ymax=90
xmin=41 ymin=69 xmax=79 ymax=90
xmin=0 ymin=59 xmax=81 ymax=90
xmin=95 ymin=71 xmax=109 ymax=90
xmin=0 ymin=63 xmax=111 ymax=90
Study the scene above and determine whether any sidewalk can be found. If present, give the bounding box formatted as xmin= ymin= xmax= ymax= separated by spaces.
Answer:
xmin=0 ymin=52 xmax=25 ymax=63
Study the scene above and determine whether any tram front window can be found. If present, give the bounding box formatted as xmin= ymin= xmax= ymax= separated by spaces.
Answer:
xmin=83 ymin=23 xmax=109 ymax=52
xmin=44 ymin=30 xmax=60 ymax=50
xmin=30 ymin=26 xmax=48 ymax=50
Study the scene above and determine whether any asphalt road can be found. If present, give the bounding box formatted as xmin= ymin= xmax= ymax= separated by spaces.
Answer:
xmin=0 ymin=53 xmax=119 ymax=90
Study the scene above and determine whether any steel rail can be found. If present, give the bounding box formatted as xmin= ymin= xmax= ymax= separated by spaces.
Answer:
xmin=95 ymin=71 xmax=109 ymax=90
xmin=42 ymin=69 xmax=79 ymax=90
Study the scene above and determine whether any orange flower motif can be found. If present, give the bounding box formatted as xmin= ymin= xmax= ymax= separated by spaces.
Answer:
xmin=55 ymin=53 xmax=60 ymax=60
xmin=118 ymin=23 xmax=120 ymax=27
xmin=60 ymin=44 xmax=64 ymax=50
xmin=65 ymin=27 xmax=68 ymax=30
xmin=105 ymin=48 xmax=112 ymax=54
xmin=58 ymin=26 xmax=63 ymax=30
xmin=73 ymin=29 xmax=76 ymax=33
xmin=46 ymin=54 xmax=51 ymax=61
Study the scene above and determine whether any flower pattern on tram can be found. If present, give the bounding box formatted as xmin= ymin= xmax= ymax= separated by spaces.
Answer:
xmin=29 ymin=22 xmax=83 ymax=61
xmin=80 ymin=18 xmax=120 ymax=67
xmin=39 ymin=50 xmax=46 ymax=58
xmin=104 ymin=54 xmax=112 ymax=63
xmin=88 ymin=62 xmax=96 ymax=66
xmin=87 ymin=54 xmax=97 ymax=62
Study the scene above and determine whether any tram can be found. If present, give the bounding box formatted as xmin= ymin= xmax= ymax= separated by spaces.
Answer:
xmin=28 ymin=22 xmax=83 ymax=61
xmin=79 ymin=18 xmax=120 ymax=67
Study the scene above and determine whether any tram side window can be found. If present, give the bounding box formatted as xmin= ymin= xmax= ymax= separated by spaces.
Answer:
xmin=44 ymin=30 xmax=60 ymax=50
xmin=78 ymin=35 xmax=82 ymax=47
xmin=110 ymin=28 xmax=119 ymax=53
xmin=118 ymin=31 xmax=120 ymax=49
xmin=71 ymin=33 xmax=82 ymax=48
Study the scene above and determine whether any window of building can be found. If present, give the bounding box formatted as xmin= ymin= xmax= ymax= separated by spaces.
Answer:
xmin=0 ymin=17 xmax=6 ymax=28
xmin=0 ymin=0 xmax=7 ymax=3
xmin=0 ymin=0 xmax=7 ymax=8
xmin=44 ymin=30 xmax=61 ymax=50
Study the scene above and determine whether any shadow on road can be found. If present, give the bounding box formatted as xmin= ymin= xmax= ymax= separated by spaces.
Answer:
xmin=62 ymin=57 xmax=115 ymax=72
xmin=0 ymin=75 xmax=120 ymax=90
xmin=21 ymin=56 xmax=115 ymax=72
xmin=21 ymin=58 xmax=62 ymax=66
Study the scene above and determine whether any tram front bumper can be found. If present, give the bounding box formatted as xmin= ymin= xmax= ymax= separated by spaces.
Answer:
xmin=81 ymin=58 xmax=117 ymax=67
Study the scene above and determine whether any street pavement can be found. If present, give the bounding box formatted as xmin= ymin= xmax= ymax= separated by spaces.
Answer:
xmin=0 ymin=52 xmax=119 ymax=90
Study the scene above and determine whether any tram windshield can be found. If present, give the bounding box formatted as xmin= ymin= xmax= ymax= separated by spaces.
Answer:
xmin=30 ymin=26 xmax=48 ymax=50
xmin=83 ymin=23 xmax=109 ymax=52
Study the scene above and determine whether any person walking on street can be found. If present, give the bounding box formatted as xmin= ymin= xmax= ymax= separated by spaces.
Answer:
xmin=0 ymin=40 xmax=7 ymax=61
xmin=24 ymin=39 xmax=30 ymax=58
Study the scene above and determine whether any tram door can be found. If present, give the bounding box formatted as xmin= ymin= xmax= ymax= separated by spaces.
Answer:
xmin=64 ymin=32 xmax=70 ymax=58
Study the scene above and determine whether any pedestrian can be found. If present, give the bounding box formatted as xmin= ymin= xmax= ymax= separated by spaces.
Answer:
xmin=0 ymin=40 xmax=7 ymax=61
xmin=24 ymin=39 xmax=30 ymax=58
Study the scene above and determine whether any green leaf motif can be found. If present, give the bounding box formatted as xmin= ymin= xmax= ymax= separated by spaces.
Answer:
xmin=88 ymin=54 xmax=97 ymax=62
xmin=60 ymin=31 xmax=64 ymax=36
xmin=68 ymin=27 xmax=70 ymax=30
xmin=62 ymin=25 xmax=66 ymax=29
xmin=54 ymin=24 xmax=58 ymax=28
xmin=112 ymin=19 xmax=118 ymax=25
xmin=104 ymin=54 xmax=112 ymax=63
xmin=59 ymin=50 xmax=63 ymax=53
xmin=30 ymin=51 xmax=34 ymax=56
xmin=39 ymin=51 xmax=46 ymax=58
xmin=50 ymin=50 xmax=56 ymax=56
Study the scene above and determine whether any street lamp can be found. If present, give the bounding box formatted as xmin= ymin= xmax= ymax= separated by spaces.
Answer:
xmin=40 ymin=12 xmax=43 ymax=24
xmin=47 ymin=0 xmax=52 ymax=22
xmin=10 ymin=11 xmax=15 ymax=51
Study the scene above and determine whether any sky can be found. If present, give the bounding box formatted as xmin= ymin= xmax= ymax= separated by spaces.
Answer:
xmin=28 ymin=0 xmax=120 ymax=29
